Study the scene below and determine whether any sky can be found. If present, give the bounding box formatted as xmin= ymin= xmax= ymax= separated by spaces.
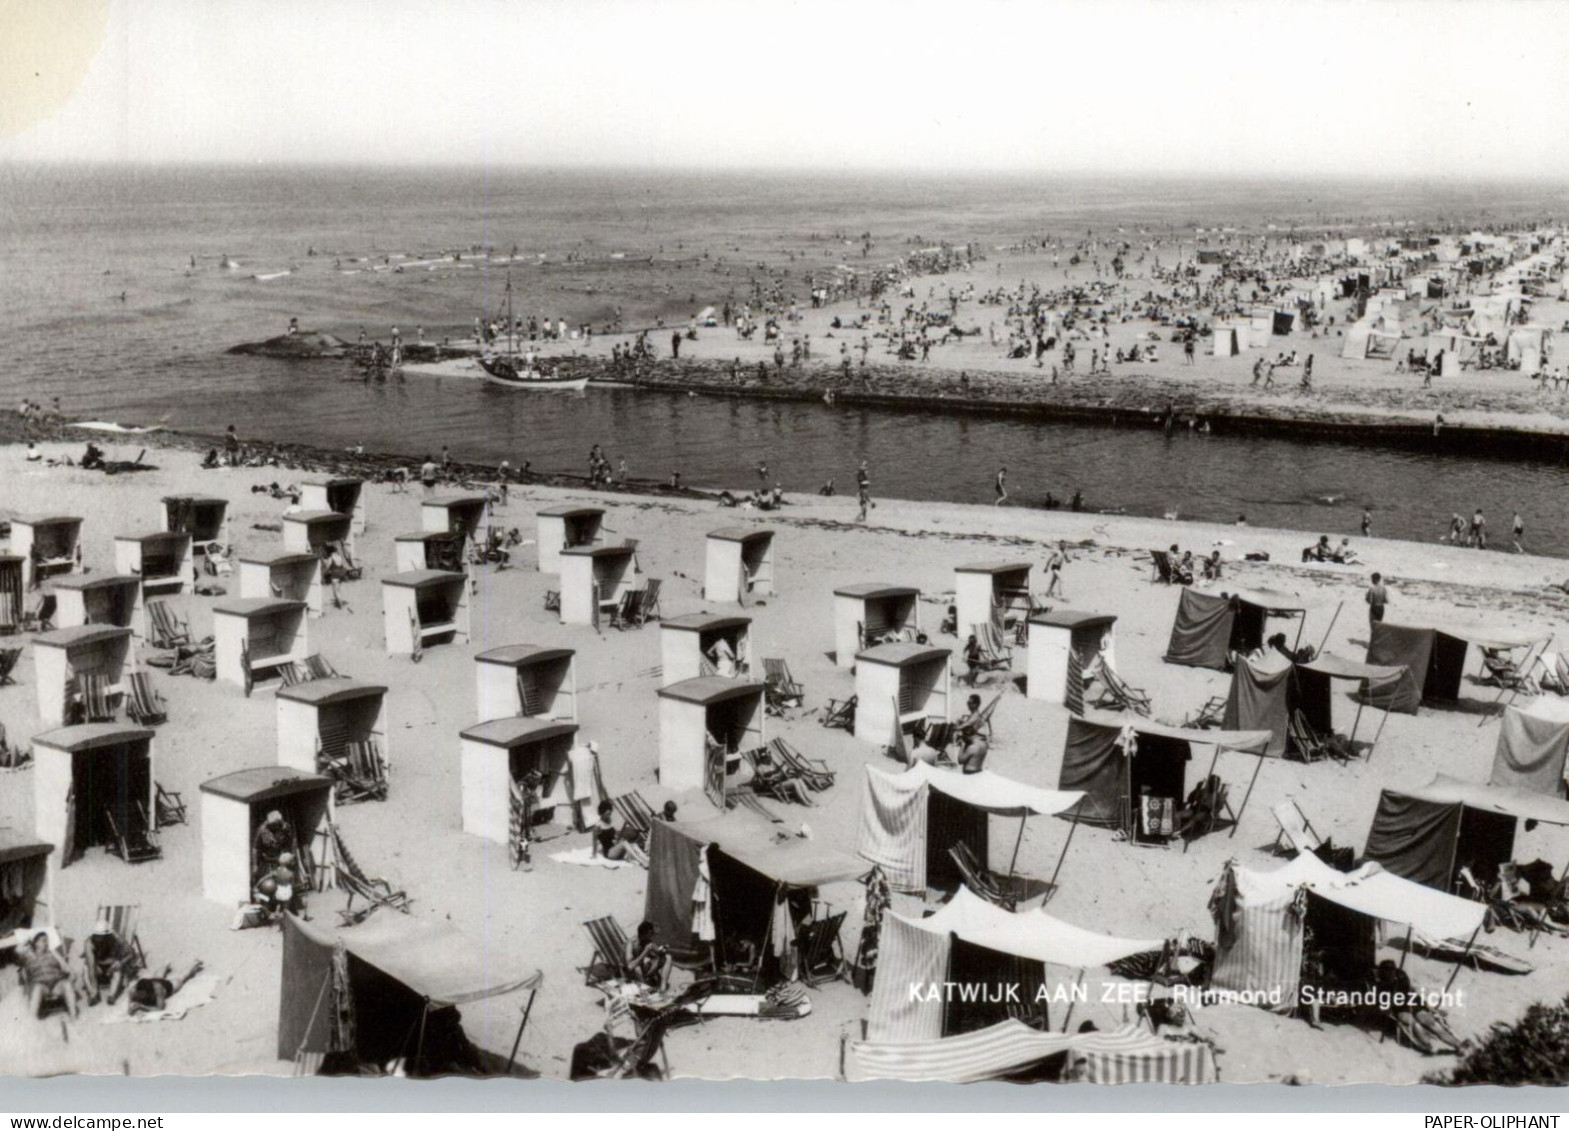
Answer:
xmin=3 ymin=0 xmax=1568 ymax=177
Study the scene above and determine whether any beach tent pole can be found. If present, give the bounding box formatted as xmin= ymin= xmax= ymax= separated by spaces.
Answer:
xmin=1443 ymin=928 xmax=1481 ymax=996
xmin=415 ymin=1001 xmax=430 ymax=1076
xmin=1398 ymin=925 xmax=1413 ymax=972
xmin=1231 ymin=750 xmax=1267 ymax=839
xmin=1313 ymin=603 xmax=1341 ymax=656
xmin=505 ymin=986 xmax=539 ymax=1075
xmin=1045 ymin=811 xmax=1080 ymax=902
xmin=1365 ymin=691 xmax=1393 ymax=763
xmin=1349 ymin=696 xmax=1366 ymax=754
xmin=1007 ymin=815 xmax=1027 ymax=879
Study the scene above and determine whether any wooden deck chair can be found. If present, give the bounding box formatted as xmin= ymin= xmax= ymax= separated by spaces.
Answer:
xmin=762 ymin=658 xmax=804 ymax=712
xmin=582 ymin=917 xmax=635 ymax=985
xmin=1534 ymin=652 xmax=1569 ymax=696
xmin=125 ymin=671 xmax=168 ymax=725
xmin=1270 ymin=800 xmax=1322 ymax=856
xmin=1091 ymin=660 xmax=1152 ymax=717
xmin=631 ymin=579 xmax=662 ymax=626
xmin=728 ymin=789 xmax=784 ymax=824
xmin=739 ymin=747 xmax=809 ymax=805
xmin=334 ymin=740 xmax=389 ymax=804
xmin=1182 ymin=695 xmax=1226 ymax=730
xmin=543 ymin=590 xmax=561 ymax=612
xmin=610 ymin=792 xmax=658 ymax=843
xmin=329 ymin=822 xmax=411 ymax=920
xmin=1288 ymin=709 xmax=1346 ymax=763
xmin=796 ymin=911 xmax=849 ymax=987
xmin=21 ymin=593 xmax=57 ymax=633
xmin=947 ymin=842 xmax=1025 ymax=910
xmin=769 ymin=737 xmax=834 ymax=791
xmin=76 ymin=672 xmax=116 ymax=723
xmin=1176 ymin=774 xmax=1234 ymax=845
xmin=103 ymin=803 xmax=162 ymax=864
xmin=154 ymin=783 xmax=188 ymax=827
xmin=1481 ymin=649 xmax=1539 ymax=696
xmin=609 ymin=588 xmax=643 ymax=631
xmin=968 ymin=621 xmax=1014 ymax=677
xmin=276 ymin=663 xmax=305 ymax=688
xmin=819 ymin=693 xmax=856 ymax=730
xmin=0 ymin=647 xmax=20 ymax=687
xmin=145 ymin=600 xmax=190 ymax=650
xmin=1150 ymin=550 xmax=1174 ymax=584
xmin=302 ymin=653 xmax=342 ymax=681
xmin=94 ymin=904 xmax=149 ymax=972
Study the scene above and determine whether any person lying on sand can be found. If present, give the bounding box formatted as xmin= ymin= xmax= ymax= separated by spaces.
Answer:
xmin=127 ymin=961 xmax=205 ymax=1016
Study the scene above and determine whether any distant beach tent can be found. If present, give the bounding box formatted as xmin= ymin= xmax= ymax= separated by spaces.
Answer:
xmin=1208 ymin=852 xmax=1485 ymax=1015
xmin=1211 ymin=326 xmax=1242 ymax=357
xmin=1364 ymin=621 xmax=1541 ymax=713
xmin=1164 ymin=587 xmax=1306 ymax=671
xmin=857 ymin=762 xmax=1082 ymax=894
xmin=1506 ymin=326 xmax=1552 ymax=373
xmin=1364 ymin=774 xmax=1569 ymax=893
xmin=1057 ymin=714 xmax=1270 ymax=841
xmin=1490 ymin=698 xmax=1569 ymax=796
xmin=643 ymin=812 xmax=866 ymax=970
xmin=279 ymin=913 xmax=542 ymax=1077
xmin=867 ymin=887 xmax=1164 ymax=1043
xmin=1222 ymin=652 xmax=1406 ymax=759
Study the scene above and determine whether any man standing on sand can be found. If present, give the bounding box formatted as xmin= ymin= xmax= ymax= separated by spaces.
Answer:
xmin=671 ymin=331 xmax=681 ymax=359
xmin=994 ymin=467 xmax=1008 ymax=506
xmin=1361 ymin=509 xmax=1372 ymax=537
xmin=1512 ymin=512 xmax=1525 ymax=553
xmin=1366 ymin=571 xmax=1388 ymax=628
xmin=1469 ymin=507 xmax=1487 ymax=549
xmin=420 ymin=455 xmax=438 ymax=496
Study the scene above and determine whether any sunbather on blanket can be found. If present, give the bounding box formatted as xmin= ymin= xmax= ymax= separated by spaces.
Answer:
xmin=127 ymin=960 xmax=205 ymax=1016
xmin=593 ymin=801 xmax=639 ymax=861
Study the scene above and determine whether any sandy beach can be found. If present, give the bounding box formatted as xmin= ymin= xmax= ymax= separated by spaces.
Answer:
xmin=5 ymin=435 xmax=1569 ymax=1083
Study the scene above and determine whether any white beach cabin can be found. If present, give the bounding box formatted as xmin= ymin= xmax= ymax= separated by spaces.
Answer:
xmin=238 ymin=551 xmax=323 ymax=616
xmin=33 ymin=625 xmax=133 ymax=727
xmin=300 ymin=478 xmax=366 ymax=537
xmin=422 ymin=494 xmax=489 ymax=542
xmin=282 ymin=510 xmax=354 ymax=558
xmin=657 ymin=677 xmax=766 ymax=793
xmin=854 ymin=642 xmax=952 ymax=746
xmin=474 ymin=645 xmax=578 ymax=723
xmin=660 ymin=613 xmax=753 ymax=686
xmin=12 ymin=516 xmax=83 ymax=590
xmin=114 ymin=533 xmax=193 ymax=638
xmin=394 ymin=531 xmax=466 ymax=573
xmin=161 ymin=495 xmax=230 ymax=557
xmin=276 ymin=678 xmax=389 ymax=777
xmin=198 ymin=767 xmax=333 ymax=906
xmin=459 ymin=718 xmax=579 ymax=845
xmin=536 ymin=505 xmax=605 ymax=573
xmin=53 ymin=575 xmax=140 ymax=631
xmin=833 ymin=582 xmax=922 ymax=668
xmin=558 ymin=545 xmax=638 ymax=626
xmin=0 ymin=830 xmax=53 ymax=940
xmin=32 ymin=723 xmax=155 ymax=869
xmin=1027 ymin=610 xmax=1118 ymax=707
xmin=381 ymin=570 xmax=470 ymax=656
xmin=212 ymin=598 xmax=309 ymax=691
xmin=705 ymin=527 xmax=776 ymax=603
xmin=954 ymin=561 xmax=1033 ymax=642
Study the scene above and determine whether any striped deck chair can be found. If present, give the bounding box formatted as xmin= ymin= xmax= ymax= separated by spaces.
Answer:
xmin=0 ymin=647 xmax=20 ymax=687
xmin=610 ymin=587 xmax=645 ymax=631
xmin=146 ymin=600 xmax=190 ymax=649
xmin=968 ymin=621 xmax=1013 ymax=679
xmin=769 ymin=737 xmax=834 ymax=791
xmin=582 ymin=917 xmax=634 ymax=986
xmin=1149 ymin=550 xmax=1175 ymax=584
xmin=947 ymin=842 xmax=1026 ymax=910
xmin=103 ymin=803 xmax=162 ymax=864
xmin=610 ymin=792 xmax=658 ymax=843
xmin=762 ymin=658 xmax=804 ymax=713
xmin=155 ymin=783 xmax=188 ymax=827
xmin=328 ymin=822 xmax=411 ymax=921
xmin=1065 ymin=649 xmax=1086 ymax=715
xmin=94 ymin=903 xmax=149 ymax=972
xmin=739 ymin=747 xmax=808 ymax=806
xmin=1182 ymin=695 xmax=1225 ymax=730
xmin=1090 ymin=660 xmax=1152 ymax=717
xmin=76 ymin=672 xmax=116 ymax=722
xmin=1288 ymin=709 xmax=1346 ymax=763
xmin=796 ymin=911 xmax=848 ymax=987
xmin=1271 ymin=799 xmax=1322 ymax=856
xmin=276 ymin=663 xmax=305 ymax=688
xmin=125 ymin=671 xmax=168 ymax=725
xmin=334 ymin=740 xmax=389 ymax=804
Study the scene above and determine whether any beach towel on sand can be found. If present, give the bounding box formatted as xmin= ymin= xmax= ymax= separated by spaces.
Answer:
xmin=550 ymin=846 xmax=632 ymax=870
xmin=100 ymin=974 xmax=220 ymax=1024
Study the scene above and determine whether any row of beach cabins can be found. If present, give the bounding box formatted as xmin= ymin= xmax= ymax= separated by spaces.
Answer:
xmin=5 ymin=474 xmax=1565 ymax=1081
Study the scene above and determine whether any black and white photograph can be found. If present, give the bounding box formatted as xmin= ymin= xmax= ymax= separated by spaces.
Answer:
xmin=3 ymin=0 xmax=1569 ymax=1106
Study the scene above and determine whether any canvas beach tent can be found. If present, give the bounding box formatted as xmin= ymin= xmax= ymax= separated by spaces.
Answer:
xmin=1164 ymin=587 xmax=1306 ymax=671
xmin=1209 ymin=852 xmax=1486 ymax=1015
xmin=1364 ymin=774 xmax=1569 ymax=894
xmin=1057 ymin=714 xmax=1271 ymax=843
xmin=846 ymin=1019 xmax=1216 ymax=1084
xmin=1223 ymin=652 xmax=1406 ymax=759
xmin=1490 ymin=698 xmax=1569 ymax=796
xmin=279 ymin=913 xmax=542 ymax=1077
xmin=867 ymin=887 xmax=1164 ymax=1043
xmin=1364 ymin=621 xmax=1542 ymax=713
xmin=856 ymin=762 xmax=1082 ymax=895
xmin=643 ymin=811 xmax=867 ymax=976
